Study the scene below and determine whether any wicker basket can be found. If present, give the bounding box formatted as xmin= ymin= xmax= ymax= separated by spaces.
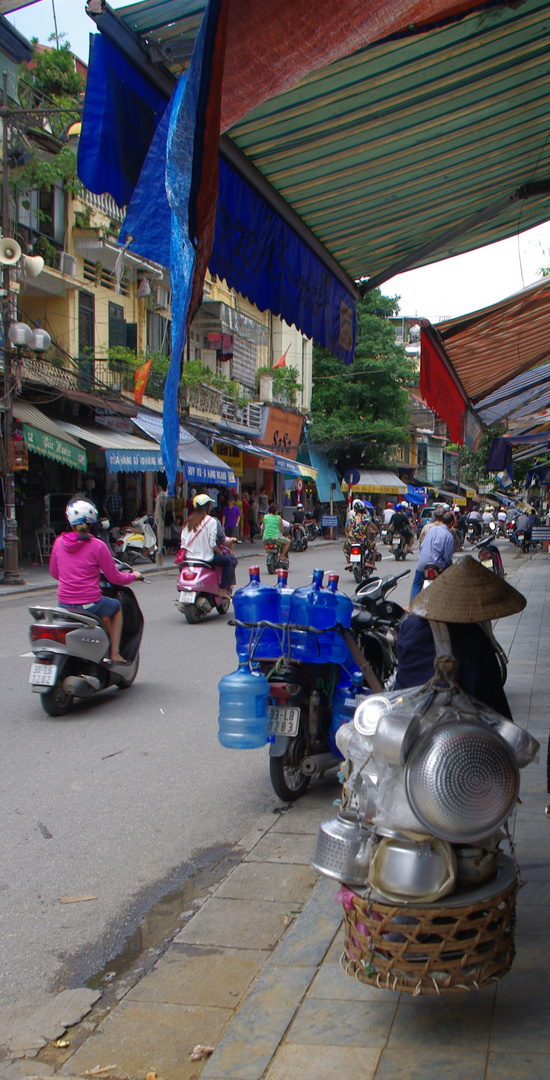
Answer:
xmin=342 ymin=866 xmax=518 ymax=995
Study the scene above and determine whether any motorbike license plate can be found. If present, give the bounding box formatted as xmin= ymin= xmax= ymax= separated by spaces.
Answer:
xmin=267 ymin=706 xmax=301 ymax=737
xmin=350 ymin=553 xmax=361 ymax=562
xmin=28 ymin=663 xmax=56 ymax=686
xmin=178 ymin=591 xmax=196 ymax=604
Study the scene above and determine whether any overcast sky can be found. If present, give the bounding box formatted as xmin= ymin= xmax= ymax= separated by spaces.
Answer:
xmin=9 ymin=0 xmax=550 ymax=327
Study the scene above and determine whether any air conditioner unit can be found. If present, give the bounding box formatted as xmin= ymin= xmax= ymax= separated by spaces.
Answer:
xmin=154 ymin=286 xmax=169 ymax=309
xmin=59 ymin=251 xmax=77 ymax=277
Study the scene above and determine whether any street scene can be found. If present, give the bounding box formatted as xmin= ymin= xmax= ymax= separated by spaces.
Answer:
xmin=2 ymin=0 xmax=550 ymax=1079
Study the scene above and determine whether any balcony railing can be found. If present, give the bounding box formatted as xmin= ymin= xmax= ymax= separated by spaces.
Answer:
xmin=20 ymin=355 xmax=79 ymax=391
xmin=220 ymin=395 xmax=262 ymax=430
xmin=82 ymin=190 xmax=126 ymax=224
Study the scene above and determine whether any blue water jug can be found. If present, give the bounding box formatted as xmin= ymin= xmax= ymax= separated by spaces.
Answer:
xmin=328 ymin=671 xmax=368 ymax=756
xmin=326 ymin=573 xmax=354 ymax=664
xmin=233 ymin=566 xmax=282 ymax=659
xmin=218 ymin=653 xmax=270 ymax=749
xmin=289 ymin=568 xmax=333 ymax=663
xmin=277 ymin=567 xmax=293 ymax=620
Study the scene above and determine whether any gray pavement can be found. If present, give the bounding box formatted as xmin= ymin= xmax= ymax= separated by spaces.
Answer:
xmin=2 ymin=545 xmax=549 ymax=1079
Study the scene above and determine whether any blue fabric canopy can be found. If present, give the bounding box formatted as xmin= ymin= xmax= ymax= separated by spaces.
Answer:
xmin=407 ymin=485 xmax=427 ymax=506
xmin=304 ymin=436 xmax=345 ymax=503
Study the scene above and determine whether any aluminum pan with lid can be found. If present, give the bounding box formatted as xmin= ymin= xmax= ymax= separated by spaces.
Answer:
xmin=404 ymin=718 xmax=519 ymax=844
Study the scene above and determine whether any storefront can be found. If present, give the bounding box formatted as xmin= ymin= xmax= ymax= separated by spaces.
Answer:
xmin=11 ymin=402 xmax=88 ymax=549
xmin=340 ymin=468 xmax=407 ymax=507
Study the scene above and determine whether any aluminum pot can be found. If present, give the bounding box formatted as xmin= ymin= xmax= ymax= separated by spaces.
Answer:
xmin=311 ymin=813 xmax=371 ymax=885
xmin=368 ymin=836 xmax=457 ymax=903
xmin=454 ymin=845 xmax=498 ymax=888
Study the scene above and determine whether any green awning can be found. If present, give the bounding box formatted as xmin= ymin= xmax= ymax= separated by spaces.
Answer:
xmin=13 ymin=402 xmax=87 ymax=471
xmin=22 ymin=425 xmax=87 ymax=470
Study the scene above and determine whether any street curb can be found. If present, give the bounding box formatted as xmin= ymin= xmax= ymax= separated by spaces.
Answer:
xmin=0 ymin=540 xmax=341 ymax=599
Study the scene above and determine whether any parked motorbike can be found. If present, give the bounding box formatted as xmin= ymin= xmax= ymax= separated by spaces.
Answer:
xmin=345 ymin=539 xmax=376 ymax=583
xmin=28 ymin=561 xmax=145 ymax=716
xmin=114 ymin=515 xmax=157 ymax=563
xmin=303 ymin=516 xmax=321 ymax=541
xmin=474 ymin=524 xmax=505 ymax=576
xmin=176 ymin=544 xmax=236 ymax=623
xmin=349 ymin=607 xmax=401 ymax=688
xmin=354 ymin=569 xmax=410 ymax=624
xmin=264 ymin=540 xmax=290 ymax=575
xmin=289 ymin=521 xmax=308 ymax=552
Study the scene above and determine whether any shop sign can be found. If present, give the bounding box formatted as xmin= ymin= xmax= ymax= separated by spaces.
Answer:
xmin=23 ymin=424 xmax=87 ymax=471
xmin=96 ymin=415 xmax=135 ymax=433
xmin=184 ymin=463 xmax=236 ymax=484
xmin=105 ymin=448 xmax=166 ymax=473
xmin=213 ymin=441 xmax=243 ymax=476
xmin=263 ymin=406 xmax=303 ymax=459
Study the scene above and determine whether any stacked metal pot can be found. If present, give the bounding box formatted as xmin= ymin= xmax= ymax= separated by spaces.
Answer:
xmin=311 ymin=683 xmax=539 ymax=903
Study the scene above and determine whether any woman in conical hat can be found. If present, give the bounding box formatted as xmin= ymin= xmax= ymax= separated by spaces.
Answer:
xmin=395 ymin=556 xmax=526 ymax=716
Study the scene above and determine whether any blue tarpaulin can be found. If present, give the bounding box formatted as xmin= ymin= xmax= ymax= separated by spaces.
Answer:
xmin=407 ymin=484 xmax=427 ymax=505
xmin=304 ymin=436 xmax=345 ymax=503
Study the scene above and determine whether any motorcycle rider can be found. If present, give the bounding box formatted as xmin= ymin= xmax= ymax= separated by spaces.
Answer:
xmin=343 ymin=501 xmax=378 ymax=562
xmin=383 ymin=500 xmax=395 ymax=526
xmin=391 ymin=503 xmax=414 ymax=555
xmin=179 ymin=493 xmax=234 ymax=599
xmin=262 ymin=502 xmax=291 ymax=560
xmin=410 ymin=509 xmax=455 ymax=599
xmin=292 ymin=502 xmax=306 ymax=524
xmin=466 ymin=505 xmax=482 ymax=538
xmin=49 ymin=499 xmax=143 ymax=664
xmin=512 ymin=508 xmax=534 ymax=547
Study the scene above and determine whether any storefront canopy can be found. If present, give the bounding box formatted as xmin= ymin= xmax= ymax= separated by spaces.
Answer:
xmin=80 ymin=0 xmax=550 ymax=488
xmin=132 ymin=413 xmax=236 ymax=484
xmin=304 ymin=436 xmax=345 ymax=504
xmin=420 ymin=275 xmax=550 ymax=448
xmin=341 ymin=469 xmax=407 ymax=495
xmin=57 ymin=421 xmax=166 ymax=473
xmin=13 ymin=402 xmax=87 ymax=471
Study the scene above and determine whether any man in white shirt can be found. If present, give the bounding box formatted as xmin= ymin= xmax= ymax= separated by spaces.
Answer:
xmin=383 ymin=502 xmax=395 ymax=525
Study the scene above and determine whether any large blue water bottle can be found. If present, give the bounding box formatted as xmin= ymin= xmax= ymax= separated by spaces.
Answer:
xmin=277 ymin=568 xmax=293 ymax=620
xmin=233 ymin=566 xmax=282 ymax=659
xmin=328 ymin=671 xmax=368 ymax=756
xmin=218 ymin=652 xmax=270 ymax=749
xmin=289 ymin=568 xmax=333 ymax=663
xmin=326 ymin=573 xmax=354 ymax=663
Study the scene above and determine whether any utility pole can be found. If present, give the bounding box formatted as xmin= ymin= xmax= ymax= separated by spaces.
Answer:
xmin=1 ymin=72 xmax=24 ymax=584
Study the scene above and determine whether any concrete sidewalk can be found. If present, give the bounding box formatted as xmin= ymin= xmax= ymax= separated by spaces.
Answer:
xmin=2 ymin=549 xmax=549 ymax=1080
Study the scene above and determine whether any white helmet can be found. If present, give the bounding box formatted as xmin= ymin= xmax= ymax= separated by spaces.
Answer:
xmin=352 ymin=499 xmax=364 ymax=511
xmin=66 ymin=498 xmax=98 ymax=526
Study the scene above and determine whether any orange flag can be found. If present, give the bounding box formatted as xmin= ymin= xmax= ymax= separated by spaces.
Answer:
xmin=273 ymin=344 xmax=291 ymax=369
xmin=134 ymin=359 xmax=153 ymax=404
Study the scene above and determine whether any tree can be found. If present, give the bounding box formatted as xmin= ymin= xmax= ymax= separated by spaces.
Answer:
xmin=309 ymin=290 xmax=417 ymax=471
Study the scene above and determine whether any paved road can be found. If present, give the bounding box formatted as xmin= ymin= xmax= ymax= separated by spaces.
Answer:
xmin=0 ymin=541 xmax=415 ymax=1036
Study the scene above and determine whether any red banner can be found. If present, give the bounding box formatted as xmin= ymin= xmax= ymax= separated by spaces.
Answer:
xmin=134 ymin=359 xmax=152 ymax=404
xmin=420 ymin=324 xmax=468 ymax=443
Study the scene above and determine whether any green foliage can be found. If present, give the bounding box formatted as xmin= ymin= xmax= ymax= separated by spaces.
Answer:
xmin=449 ymin=425 xmax=504 ymax=487
xmin=309 ymin=290 xmax=417 ymax=471
xmin=20 ymin=39 xmax=84 ymax=113
xmin=256 ymin=364 xmax=302 ymax=405
xmin=12 ymin=40 xmax=83 ymax=202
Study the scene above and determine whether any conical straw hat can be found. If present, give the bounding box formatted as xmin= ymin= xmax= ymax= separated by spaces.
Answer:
xmin=410 ymin=555 xmax=526 ymax=623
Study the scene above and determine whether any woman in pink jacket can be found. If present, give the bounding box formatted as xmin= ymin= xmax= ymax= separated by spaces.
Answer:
xmin=49 ymin=498 xmax=143 ymax=664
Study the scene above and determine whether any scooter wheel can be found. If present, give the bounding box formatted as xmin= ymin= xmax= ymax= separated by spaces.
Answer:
xmin=184 ymin=604 xmax=205 ymax=623
xmin=266 ymin=555 xmax=277 ymax=575
xmin=269 ymin=753 xmax=310 ymax=802
xmin=376 ymin=552 xmax=382 ymax=561
xmin=353 ymin=565 xmax=363 ymax=583
xmin=217 ymin=598 xmax=231 ymax=615
xmin=41 ymin=683 xmax=74 ymax=716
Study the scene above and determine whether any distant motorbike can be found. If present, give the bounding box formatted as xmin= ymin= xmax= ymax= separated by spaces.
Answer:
xmin=264 ymin=540 xmax=289 ymax=576
xmin=28 ymin=560 xmax=145 ymax=716
xmin=303 ymin=516 xmax=321 ymax=542
xmin=176 ymin=544 xmax=236 ymax=623
xmin=289 ymin=522 xmax=308 ymax=552
xmin=114 ymin=516 xmax=157 ymax=563
xmin=345 ymin=539 xmax=377 ymax=583
xmin=391 ymin=531 xmax=409 ymax=561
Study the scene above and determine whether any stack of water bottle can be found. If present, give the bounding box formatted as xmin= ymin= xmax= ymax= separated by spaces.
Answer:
xmin=218 ymin=566 xmax=366 ymax=751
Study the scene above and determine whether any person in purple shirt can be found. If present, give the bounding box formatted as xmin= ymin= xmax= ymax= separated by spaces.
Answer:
xmin=410 ymin=510 xmax=455 ymax=599
xmin=222 ymin=495 xmax=241 ymax=538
